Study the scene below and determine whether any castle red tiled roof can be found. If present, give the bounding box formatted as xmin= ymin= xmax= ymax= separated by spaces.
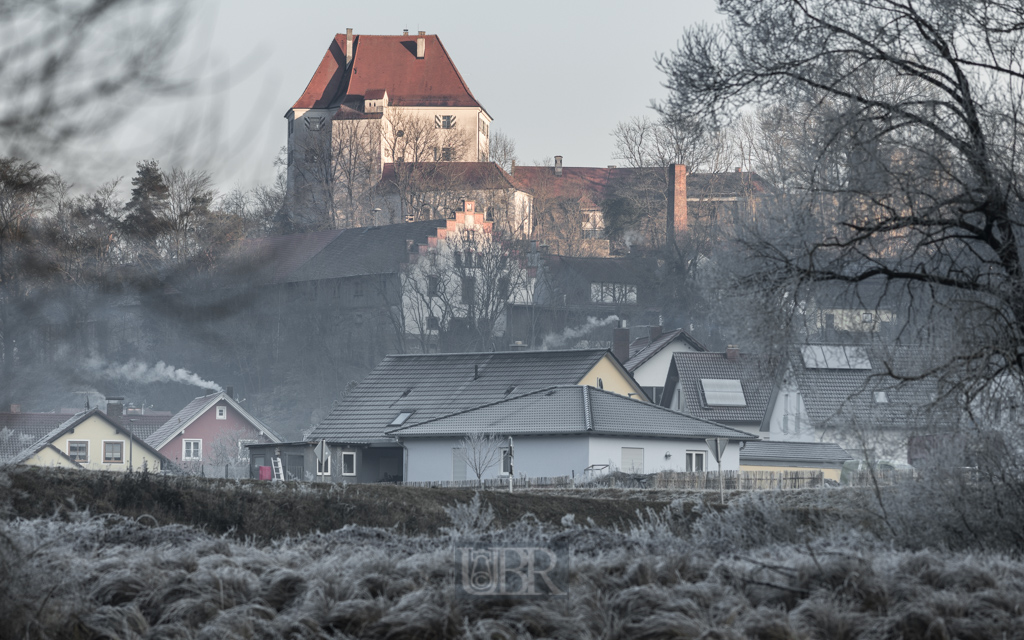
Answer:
xmin=291 ymin=34 xmax=484 ymax=114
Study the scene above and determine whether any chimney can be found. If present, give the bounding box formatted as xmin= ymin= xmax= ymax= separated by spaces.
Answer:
xmin=226 ymin=386 xmax=234 ymax=400
xmin=416 ymin=31 xmax=425 ymax=58
xmin=403 ymin=29 xmax=409 ymax=36
xmin=346 ymin=28 xmax=354 ymax=66
xmin=649 ymin=325 xmax=663 ymax=342
xmin=612 ymin=323 xmax=630 ymax=364
xmin=554 ymin=155 xmax=563 ymax=177
xmin=105 ymin=397 xmax=124 ymax=424
xmin=726 ymin=345 xmax=740 ymax=360
xmin=9 ymin=404 xmax=19 ymax=413
xmin=666 ymin=164 xmax=687 ymax=248
xmin=735 ymin=166 xmax=742 ymax=173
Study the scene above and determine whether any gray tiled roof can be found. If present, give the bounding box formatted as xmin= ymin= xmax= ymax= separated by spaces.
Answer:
xmin=625 ymin=328 xmax=707 ymax=372
xmin=669 ymin=352 xmax=775 ymax=425
xmin=146 ymin=394 xmax=220 ymax=448
xmin=741 ymin=441 xmax=853 ymax=465
xmin=0 ymin=412 xmax=76 ymax=462
xmin=390 ymin=385 xmax=755 ymax=440
xmin=309 ymin=349 xmax=615 ymax=444
xmin=789 ymin=345 xmax=940 ymax=430
xmin=236 ymin=220 xmax=447 ymax=286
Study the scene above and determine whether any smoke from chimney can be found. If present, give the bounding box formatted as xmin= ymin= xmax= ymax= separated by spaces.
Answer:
xmin=541 ymin=315 xmax=619 ymax=350
xmin=84 ymin=357 xmax=222 ymax=392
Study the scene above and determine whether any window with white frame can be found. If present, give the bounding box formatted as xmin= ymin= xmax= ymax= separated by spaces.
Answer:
xmin=435 ymin=114 xmax=456 ymax=129
xmin=103 ymin=441 xmax=124 ymax=464
xmin=183 ymin=439 xmax=202 ymax=461
xmin=216 ymin=406 xmax=227 ymax=420
xmin=68 ymin=440 xmax=88 ymax=462
xmin=341 ymin=451 xmax=356 ymax=476
xmin=621 ymin=447 xmax=644 ymax=473
xmin=317 ymin=454 xmax=331 ymax=475
xmin=685 ymin=450 xmax=706 ymax=472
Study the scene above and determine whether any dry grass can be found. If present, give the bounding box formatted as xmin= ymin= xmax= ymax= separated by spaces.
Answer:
xmin=5 ymin=467 xmax=1024 ymax=638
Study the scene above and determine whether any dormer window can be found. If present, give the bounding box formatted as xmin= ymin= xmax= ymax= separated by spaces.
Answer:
xmin=390 ymin=411 xmax=414 ymax=426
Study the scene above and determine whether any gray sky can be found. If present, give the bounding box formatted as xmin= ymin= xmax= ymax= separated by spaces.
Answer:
xmin=82 ymin=0 xmax=722 ymax=193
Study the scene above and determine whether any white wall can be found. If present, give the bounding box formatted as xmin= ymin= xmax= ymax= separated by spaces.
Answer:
xmin=402 ymin=433 xmax=743 ymax=481
xmin=587 ymin=435 xmax=741 ymax=473
xmin=632 ymin=338 xmax=700 ymax=388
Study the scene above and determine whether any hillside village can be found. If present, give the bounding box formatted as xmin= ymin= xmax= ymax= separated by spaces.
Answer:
xmin=0 ymin=28 xmax=960 ymax=486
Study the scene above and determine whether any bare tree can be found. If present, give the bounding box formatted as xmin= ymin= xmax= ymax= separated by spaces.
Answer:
xmin=455 ymin=431 xmax=504 ymax=486
xmin=0 ymin=0 xmax=192 ymax=162
xmin=489 ymin=129 xmax=519 ymax=174
xmin=658 ymin=0 xmax=1024 ymax=402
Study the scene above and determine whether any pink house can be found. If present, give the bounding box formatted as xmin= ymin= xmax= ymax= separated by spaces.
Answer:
xmin=146 ymin=391 xmax=281 ymax=471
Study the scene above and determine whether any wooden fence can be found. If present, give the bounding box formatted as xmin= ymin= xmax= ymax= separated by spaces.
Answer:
xmin=397 ymin=468 xmax=920 ymax=490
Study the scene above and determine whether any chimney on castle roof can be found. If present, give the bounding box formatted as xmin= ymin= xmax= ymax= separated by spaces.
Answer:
xmin=554 ymin=155 xmax=563 ymax=177
xmin=346 ymin=28 xmax=354 ymax=66
xmin=416 ymin=31 xmax=425 ymax=58
xmin=403 ymin=28 xmax=409 ymax=35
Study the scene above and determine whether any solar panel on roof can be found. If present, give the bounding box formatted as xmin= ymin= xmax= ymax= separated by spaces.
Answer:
xmin=700 ymin=379 xmax=746 ymax=407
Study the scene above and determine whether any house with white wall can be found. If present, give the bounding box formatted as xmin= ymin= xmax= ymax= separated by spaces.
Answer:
xmin=258 ymin=348 xmax=648 ymax=483
xmin=625 ymin=326 xmax=707 ymax=405
xmin=287 ymin=29 xmax=492 ymax=215
xmin=389 ymin=385 xmax=754 ymax=482
xmin=763 ymin=344 xmax=943 ymax=462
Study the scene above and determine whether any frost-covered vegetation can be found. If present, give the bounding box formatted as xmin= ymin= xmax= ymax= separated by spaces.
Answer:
xmin=5 ymin=468 xmax=1024 ymax=638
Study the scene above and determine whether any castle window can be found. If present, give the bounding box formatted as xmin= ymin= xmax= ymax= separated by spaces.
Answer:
xmin=436 ymin=115 xmax=456 ymax=129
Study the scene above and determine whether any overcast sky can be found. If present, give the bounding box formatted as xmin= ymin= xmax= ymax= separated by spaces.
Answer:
xmin=77 ymin=0 xmax=722 ymax=193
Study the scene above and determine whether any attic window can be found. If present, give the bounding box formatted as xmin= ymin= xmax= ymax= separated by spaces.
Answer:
xmin=390 ymin=411 xmax=414 ymax=426
xmin=801 ymin=345 xmax=871 ymax=369
xmin=216 ymin=406 xmax=227 ymax=420
xmin=874 ymin=391 xmax=889 ymax=403
xmin=435 ymin=115 xmax=456 ymax=129
xmin=700 ymin=379 xmax=746 ymax=407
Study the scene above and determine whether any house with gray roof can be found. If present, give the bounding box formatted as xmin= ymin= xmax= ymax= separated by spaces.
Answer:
xmin=390 ymin=385 xmax=755 ymax=482
xmin=661 ymin=348 xmax=776 ymax=437
xmin=10 ymin=408 xmax=169 ymax=472
xmin=250 ymin=348 xmax=647 ymax=483
xmin=764 ymin=344 xmax=945 ymax=462
xmin=739 ymin=440 xmax=853 ymax=482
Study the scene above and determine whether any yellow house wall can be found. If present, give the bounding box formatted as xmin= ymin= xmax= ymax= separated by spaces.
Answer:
xmin=741 ymin=463 xmax=842 ymax=482
xmin=23 ymin=447 xmax=79 ymax=468
xmin=579 ymin=356 xmax=647 ymax=400
xmin=47 ymin=415 xmax=163 ymax=472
